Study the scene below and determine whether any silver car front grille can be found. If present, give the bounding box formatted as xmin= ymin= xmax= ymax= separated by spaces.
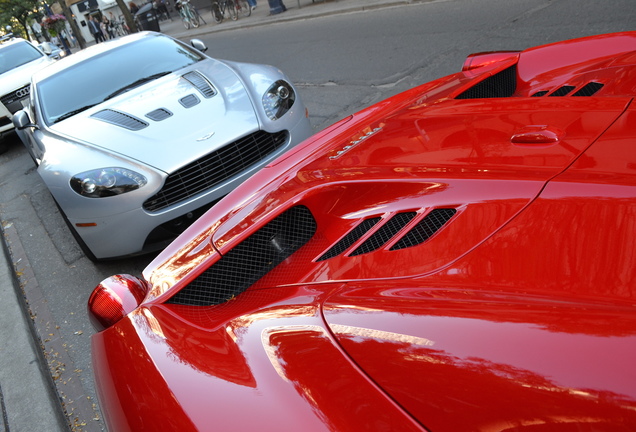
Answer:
xmin=143 ymin=130 xmax=289 ymax=212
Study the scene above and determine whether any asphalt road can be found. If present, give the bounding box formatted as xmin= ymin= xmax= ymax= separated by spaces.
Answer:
xmin=0 ymin=0 xmax=634 ymax=430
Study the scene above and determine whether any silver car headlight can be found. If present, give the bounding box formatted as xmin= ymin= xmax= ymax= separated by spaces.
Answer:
xmin=262 ymin=80 xmax=296 ymax=120
xmin=70 ymin=168 xmax=147 ymax=198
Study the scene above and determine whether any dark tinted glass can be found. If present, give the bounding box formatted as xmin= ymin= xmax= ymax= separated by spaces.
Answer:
xmin=37 ymin=34 xmax=204 ymax=125
xmin=0 ymin=41 xmax=45 ymax=74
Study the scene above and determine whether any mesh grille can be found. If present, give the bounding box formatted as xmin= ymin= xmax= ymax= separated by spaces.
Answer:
xmin=456 ymin=65 xmax=517 ymax=99
xmin=549 ymin=85 xmax=575 ymax=97
xmin=350 ymin=212 xmax=417 ymax=257
xmin=390 ymin=208 xmax=457 ymax=250
xmin=531 ymin=90 xmax=549 ymax=97
xmin=91 ymin=109 xmax=148 ymax=130
xmin=143 ymin=130 xmax=289 ymax=212
xmin=572 ymin=82 xmax=604 ymax=96
xmin=167 ymin=206 xmax=316 ymax=306
xmin=317 ymin=217 xmax=381 ymax=261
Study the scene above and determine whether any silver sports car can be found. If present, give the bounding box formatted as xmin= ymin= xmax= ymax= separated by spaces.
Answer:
xmin=13 ymin=31 xmax=312 ymax=260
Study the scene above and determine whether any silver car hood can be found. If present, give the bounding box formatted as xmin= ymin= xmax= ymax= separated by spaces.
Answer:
xmin=50 ymin=61 xmax=259 ymax=174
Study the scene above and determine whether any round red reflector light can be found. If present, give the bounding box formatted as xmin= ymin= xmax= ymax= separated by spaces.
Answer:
xmin=87 ymin=274 xmax=149 ymax=332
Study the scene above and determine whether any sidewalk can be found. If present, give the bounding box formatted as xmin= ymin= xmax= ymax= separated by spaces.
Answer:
xmin=132 ymin=0 xmax=423 ymax=41
xmin=0 ymin=226 xmax=66 ymax=432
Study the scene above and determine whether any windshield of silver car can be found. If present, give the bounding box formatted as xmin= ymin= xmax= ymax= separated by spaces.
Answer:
xmin=37 ymin=35 xmax=204 ymax=125
xmin=0 ymin=41 xmax=45 ymax=74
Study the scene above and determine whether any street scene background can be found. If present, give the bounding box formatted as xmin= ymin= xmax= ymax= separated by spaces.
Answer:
xmin=1 ymin=0 xmax=635 ymax=430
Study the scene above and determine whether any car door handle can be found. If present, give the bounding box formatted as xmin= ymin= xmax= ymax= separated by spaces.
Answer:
xmin=511 ymin=125 xmax=564 ymax=146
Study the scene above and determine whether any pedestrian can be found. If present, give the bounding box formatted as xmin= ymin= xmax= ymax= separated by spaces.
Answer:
xmin=87 ymin=15 xmax=105 ymax=43
xmin=267 ymin=0 xmax=286 ymax=15
xmin=247 ymin=0 xmax=257 ymax=10
xmin=101 ymin=16 xmax=112 ymax=40
xmin=129 ymin=1 xmax=139 ymax=15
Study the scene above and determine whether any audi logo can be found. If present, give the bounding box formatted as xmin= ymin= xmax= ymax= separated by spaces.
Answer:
xmin=15 ymin=87 xmax=30 ymax=98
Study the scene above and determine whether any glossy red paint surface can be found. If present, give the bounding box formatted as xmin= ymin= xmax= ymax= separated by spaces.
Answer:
xmin=91 ymin=32 xmax=636 ymax=431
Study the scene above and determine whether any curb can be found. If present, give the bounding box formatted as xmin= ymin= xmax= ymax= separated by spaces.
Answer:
xmin=1 ymin=222 xmax=102 ymax=432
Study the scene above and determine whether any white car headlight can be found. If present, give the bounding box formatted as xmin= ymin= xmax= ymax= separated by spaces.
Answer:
xmin=70 ymin=168 xmax=147 ymax=198
xmin=262 ymin=80 xmax=296 ymax=120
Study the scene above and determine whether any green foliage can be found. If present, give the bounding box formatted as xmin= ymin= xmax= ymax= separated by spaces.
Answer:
xmin=0 ymin=0 xmax=45 ymax=38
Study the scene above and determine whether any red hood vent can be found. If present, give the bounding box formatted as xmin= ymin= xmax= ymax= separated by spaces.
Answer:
xmin=456 ymin=65 xmax=517 ymax=99
xmin=318 ymin=208 xmax=457 ymax=262
xmin=167 ymin=205 xmax=316 ymax=306
xmin=532 ymin=81 xmax=604 ymax=97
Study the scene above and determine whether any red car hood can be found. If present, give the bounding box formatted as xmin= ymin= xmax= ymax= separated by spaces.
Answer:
xmin=323 ymin=283 xmax=636 ymax=432
xmin=93 ymin=32 xmax=636 ymax=432
xmin=92 ymin=284 xmax=427 ymax=431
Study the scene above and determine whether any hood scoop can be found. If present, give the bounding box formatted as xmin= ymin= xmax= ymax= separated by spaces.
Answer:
xmin=317 ymin=208 xmax=457 ymax=261
xmin=456 ymin=65 xmax=518 ymax=99
xmin=181 ymin=71 xmax=217 ymax=98
xmin=91 ymin=109 xmax=148 ymax=131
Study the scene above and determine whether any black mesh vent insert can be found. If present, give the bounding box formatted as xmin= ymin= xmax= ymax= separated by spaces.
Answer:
xmin=390 ymin=208 xmax=457 ymax=251
xmin=167 ymin=206 xmax=317 ymax=306
xmin=549 ymin=85 xmax=575 ymax=97
xmin=144 ymin=130 xmax=288 ymax=212
xmin=350 ymin=212 xmax=417 ymax=257
xmin=317 ymin=217 xmax=381 ymax=262
xmin=572 ymin=82 xmax=604 ymax=97
xmin=456 ymin=65 xmax=517 ymax=99
xmin=531 ymin=91 xmax=549 ymax=97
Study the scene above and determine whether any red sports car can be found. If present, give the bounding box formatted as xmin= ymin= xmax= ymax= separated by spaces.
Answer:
xmin=89 ymin=32 xmax=636 ymax=431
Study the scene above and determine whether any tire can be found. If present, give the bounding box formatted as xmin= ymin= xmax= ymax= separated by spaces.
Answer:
xmin=236 ymin=0 xmax=250 ymax=17
xmin=182 ymin=14 xmax=190 ymax=28
xmin=211 ymin=3 xmax=223 ymax=22
xmin=227 ymin=0 xmax=238 ymax=20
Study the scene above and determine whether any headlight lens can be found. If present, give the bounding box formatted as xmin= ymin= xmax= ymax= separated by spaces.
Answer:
xmin=262 ymin=80 xmax=296 ymax=120
xmin=70 ymin=168 xmax=147 ymax=198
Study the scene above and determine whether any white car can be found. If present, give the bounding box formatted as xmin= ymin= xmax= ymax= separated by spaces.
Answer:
xmin=13 ymin=32 xmax=312 ymax=261
xmin=0 ymin=37 xmax=54 ymax=142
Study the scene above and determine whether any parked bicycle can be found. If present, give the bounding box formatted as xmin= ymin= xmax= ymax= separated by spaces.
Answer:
xmin=211 ymin=0 xmax=250 ymax=23
xmin=176 ymin=0 xmax=201 ymax=28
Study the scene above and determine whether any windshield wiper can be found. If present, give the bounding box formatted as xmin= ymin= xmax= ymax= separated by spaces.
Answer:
xmin=105 ymin=71 xmax=172 ymax=101
xmin=53 ymin=104 xmax=98 ymax=123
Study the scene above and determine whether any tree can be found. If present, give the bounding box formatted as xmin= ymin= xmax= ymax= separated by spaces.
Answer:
xmin=53 ymin=0 xmax=86 ymax=49
xmin=114 ymin=0 xmax=137 ymax=33
xmin=0 ymin=0 xmax=41 ymax=38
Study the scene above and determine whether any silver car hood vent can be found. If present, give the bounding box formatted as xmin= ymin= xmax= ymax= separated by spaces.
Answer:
xmin=146 ymin=108 xmax=173 ymax=121
xmin=179 ymin=94 xmax=200 ymax=108
xmin=182 ymin=71 xmax=217 ymax=98
xmin=91 ymin=109 xmax=149 ymax=130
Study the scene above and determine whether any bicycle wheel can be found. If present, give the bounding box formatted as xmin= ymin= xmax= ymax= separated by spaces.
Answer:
xmin=227 ymin=0 xmax=238 ymax=20
xmin=182 ymin=13 xmax=190 ymax=28
xmin=211 ymin=1 xmax=223 ymax=22
xmin=190 ymin=7 xmax=201 ymax=27
xmin=236 ymin=0 xmax=250 ymax=17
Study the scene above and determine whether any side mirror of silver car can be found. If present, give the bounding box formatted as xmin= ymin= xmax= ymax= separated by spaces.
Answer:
xmin=12 ymin=110 xmax=38 ymax=130
xmin=190 ymin=39 xmax=208 ymax=53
